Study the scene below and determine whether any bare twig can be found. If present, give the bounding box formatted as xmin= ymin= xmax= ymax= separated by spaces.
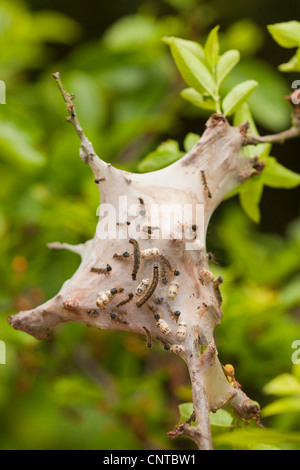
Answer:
xmin=244 ymin=93 xmax=300 ymax=146
xmin=167 ymin=422 xmax=202 ymax=444
xmin=245 ymin=126 xmax=300 ymax=145
xmin=52 ymin=72 xmax=108 ymax=179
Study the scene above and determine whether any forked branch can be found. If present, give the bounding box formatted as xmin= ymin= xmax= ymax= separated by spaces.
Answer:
xmin=10 ymin=73 xmax=298 ymax=451
xmin=245 ymin=93 xmax=300 ymax=145
xmin=52 ymin=72 xmax=108 ymax=179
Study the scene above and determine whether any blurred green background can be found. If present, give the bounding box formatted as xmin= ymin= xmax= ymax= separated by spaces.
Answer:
xmin=0 ymin=0 xmax=300 ymax=450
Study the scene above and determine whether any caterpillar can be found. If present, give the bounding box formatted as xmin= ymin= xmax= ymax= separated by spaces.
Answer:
xmin=113 ymin=251 xmax=130 ymax=260
xmin=206 ymin=252 xmax=217 ymax=264
xmin=138 ymin=197 xmax=147 ymax=217
xmin=169 ymin=309 xmax=181 ymax=320
xmin=176 ymin=321 xmax=187 ymax=341
xmin=96 ymin=287 xmax=124 ymax=309
xmin=109 ymin=312 xmax=129 ymax=326
xmin=213 ymin=276 xmax=223 ymax=287
xmin=201 ymin=170 xmax=212 ymax=199
xmin=199 ymin=268 xmax=214 ymax=284
xmin=87 ymin=309 xmax=98 ymax=317
xmin=142 ymin=326 xmax=152 ymax=348
xmin=90 ymin=264 xmax=112 ymax=275
xmin=154 ymin=313 xmax=171 ymax=336
xmin=129 ymin=238 xmax=140 ymax=280
xmin=141 ymin=247 xmax=160 ymax=259
xmin=159 ymin=254 xmax=180 ymax=276
xmin=213 ymin=276 xmax=223 ymax=306
xmin=116 ymin=293 xmax=134 ymax=307
xmin=135 ymin=279 xmax=150 ymax=296
xmin=170 ymin=344 xmax=186 ymax=355
xmin=140 ymin=249 xmax=180 ymax=276
xmin=94 ymin=177 xmax=106 ymax=184
xmin=167 ymin=280 xmax=180 ymax=300
xmin=136 ymin=263 xmax=159 ymax=308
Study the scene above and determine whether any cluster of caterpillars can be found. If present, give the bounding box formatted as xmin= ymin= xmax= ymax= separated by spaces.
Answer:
xmin=90 ymin=197 xmax=220 ymax=355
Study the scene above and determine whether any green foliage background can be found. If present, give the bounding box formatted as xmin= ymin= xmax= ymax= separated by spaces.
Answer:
xmin=0 ymin=0 xmax=300 ymax=450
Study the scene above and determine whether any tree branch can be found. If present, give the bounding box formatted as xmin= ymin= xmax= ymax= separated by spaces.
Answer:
xmin=184 ymin=343 xmax=216 ymax=450
xmin=9 ymin=73 xmax=268 ymax=451
xmin=245 ymin=126 xmax=300 ymax=145
xmin=244 ymin=93 xmax=300 ymax=146
xmin=52 ymin=72 xmax=108 ymax=179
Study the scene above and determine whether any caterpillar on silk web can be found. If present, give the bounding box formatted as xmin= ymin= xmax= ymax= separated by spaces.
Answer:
xmin=136 ymin=263 xmax=159 ymax=308
xmin=129 ymin=238 xmax=140 ymax=280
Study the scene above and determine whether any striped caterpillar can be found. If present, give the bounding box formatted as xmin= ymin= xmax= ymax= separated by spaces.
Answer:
xmin=141 ymin=248 xmax=180 ymax=277
xmin=129 ymin=238 xmax=140 ymax=281
xmin=201 ymin=170 xmax=212 ymax=199
xmin=167 ymin=280 xmax=180 ymax=300
xmin=116 ymin=293 xmax=134 ymax=307
xmin=136 ymin=263 xmax=159 ymax=308
xmin=153 ymin=312 xmax=172 ymax=335
xmin=90 ymin=264 xmax=112 ymax=275
xmin=96 ymin=287 xmax=124 ymax=309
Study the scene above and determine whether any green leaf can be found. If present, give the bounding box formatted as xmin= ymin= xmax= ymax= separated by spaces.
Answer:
xmin=183 ymin=132 xmax=201 ymax=152
xmin=0 ymin=121 xmax=45 ymax=168
xmin=239 ymin=176 xmax=264 ymax=223
xmin=178 ymin=402 xmax=194 ymax=422
xmin=209 ymin=409 xmax=233 ymax=428
xmin=137 ymin=139 xmax=184 ymax=172
xmin=234 ymin=102 xmax=258 ymax=133
xmin=214 ymin=427 xmax=300 ymax=449
xmin=216 ymin=49 xmax=240 ymax=86
xmin=163 ymin=36 xmax=216 ymax=96
xmin=278 ymin=47 xmax=300 ymax=72
xmin=180 ymin=88 xmax=216 ymax=110
xmin=262 ymin=397 xmax=300 ymax=417
xmin=179 ymin=403 xmax=234 ymax=429
xmin=204 ymin=25 xmax=220 ymax=69
xmin=233 ymin=102 xmax=272 ymax=159
xmin=261 ymin=156 xmax=300 ymax=189
xmin=31 ymin=11 xmax=81 ymax=44
xmin=222 ymin=80 xmax=258 ymax=116
xmin=52 ymin=375 xmax=104 ymax=406
xmin=249 ymin=444 xmax=281 ymax=450
xmin=221 ymin=19 xmax=264 ymax=57
xmin=263 ymin=373 xmax=300 ymax=396
xmin=163 ymin=36 xmax=206 ymax=61
xmin=223 ymin=59 xmax=291 ymax=131
xmin=268 ymin=21 xmax=300 ymax=48
xmin=279 ymin=274 xmax=300 ymax=307
xmin=104 ymin=15 xmax=160 ymax=50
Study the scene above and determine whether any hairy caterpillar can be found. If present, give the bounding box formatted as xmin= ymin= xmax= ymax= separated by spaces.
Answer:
xmin=129 ymin=238 xmax=140 ymax=281
xmin=90 ymin=264 xmax=112 ymax=275
xmin=201 ymin=170 xmax=212 ymax=198
xmin=116 ymin=293 xmax=134 ymax=307
xmin=136 ymin=263 xmax=159 ymax=308
xmin=142 ymin=326 xmax=152 ymax=348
